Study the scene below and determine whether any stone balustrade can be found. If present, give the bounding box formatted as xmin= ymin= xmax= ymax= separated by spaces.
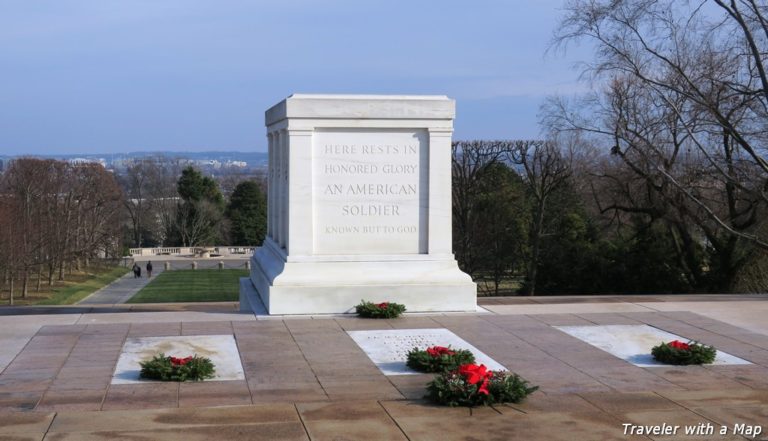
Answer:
xmin=128 ymin=246 xmax=256 ymax=257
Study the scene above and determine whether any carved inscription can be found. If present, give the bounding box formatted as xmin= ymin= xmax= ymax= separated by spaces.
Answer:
xmin=365 ymin=333 xmax=448 ymax=359
xmin=313 ymin=130 xmax=427 ymax=255
xmin=346 ymin=329 xmax=509 ymax=376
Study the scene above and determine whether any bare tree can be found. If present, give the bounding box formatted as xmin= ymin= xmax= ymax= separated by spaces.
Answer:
xmin=72 ymin=163 xmax=123 ymax=265
xmin=507 ymin=139 xmax=573 ymax=296
xmin=1 ymin=159 xmax=58 ymax=297
xmin=451 ymin=141 xmax=512 ymax=275
xmin=120 ymin=159 xmax=158 ymax=247
xmin=116 ymin=157 xmax=183 ymax=247
xmin=551 ymin=0 xmax=768 ymax=248
xmin=546 ymin=0 xmax=768 ymax=290
xmin=151 ymin=158 xmax=184 ymax=245
xmin=174 ymin=200 xmax=223 ymax=247
xmin=0 ymin=193 xmax=21 ymax=304
xmin=0 ymin=158 xmax=123 ymax=301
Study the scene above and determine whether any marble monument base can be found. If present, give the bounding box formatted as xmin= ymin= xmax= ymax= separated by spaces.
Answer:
xmin=240 ymin=240 xmax=477 ymax=315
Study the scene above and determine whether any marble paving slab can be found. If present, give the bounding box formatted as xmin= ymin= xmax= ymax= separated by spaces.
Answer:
xmin=347 ymin=328 xmax=506 ymax=375
xmin=112 ymin=335 xmax=245 ymax=384
xmin=555 ymin=325 xmax=751 ymax=367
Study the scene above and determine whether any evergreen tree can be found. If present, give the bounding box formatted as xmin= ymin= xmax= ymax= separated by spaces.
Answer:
xmin=226 ymin=181 xmax=267 ymax=246
xmin=177 ymin=166 xmax=223 ymax=206
xmin=171 ymin=166 xmax=225 ymax=246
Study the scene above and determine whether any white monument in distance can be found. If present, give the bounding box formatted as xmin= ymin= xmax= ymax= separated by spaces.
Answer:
xmin=240 ymin=94 xmax=476 ymax=314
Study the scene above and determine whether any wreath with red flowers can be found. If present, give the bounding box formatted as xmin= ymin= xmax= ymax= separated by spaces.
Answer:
xmin=406 ymin=345 xmax=476 ymax=373
xmin=355 ymin=300 xmax=406 ymax=318
xmin=426 ymin=363 xmax=538 ymax=407
xmin=651 ymin=340 xmax=717 ymax=365
xmin=139 ymin=353 xmax=216 ymax=381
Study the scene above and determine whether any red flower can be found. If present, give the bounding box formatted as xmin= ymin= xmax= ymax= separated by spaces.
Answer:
xmin=376 ymin=302 xmax=389 ymax=309
xmin=170 ymin=356 xmax=193 ymax=366
xmin=426 ymin=346 xmax=456 ymax=357
xmin=458 ymin=363 xmax=493 ymax=395
xmin=668 ymin=340 xmax=690 ymax=350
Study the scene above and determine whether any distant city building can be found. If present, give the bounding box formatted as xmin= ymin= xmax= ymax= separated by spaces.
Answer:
xmin=0 ymin=151 xmax=265 ymax=173
xmin=68 ymin=157 xmax=107 ymax=167
xmin=178 ymin=159 xmax=247 ymax=169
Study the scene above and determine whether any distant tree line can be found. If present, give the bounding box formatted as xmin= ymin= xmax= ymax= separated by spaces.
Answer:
xmin=452 ymin=136 xmax=761 ymax=295
xmin=0 ymin=155 xmax=267 ymax=304
xmin=117 ymin=158 xmax=266 ymax=249
xmin=0 ymin=158 xmax=122 ymax=304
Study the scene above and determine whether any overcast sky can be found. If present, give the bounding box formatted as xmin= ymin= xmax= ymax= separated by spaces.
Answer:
xmin=0 ymin=1 xmax=592 ymax=155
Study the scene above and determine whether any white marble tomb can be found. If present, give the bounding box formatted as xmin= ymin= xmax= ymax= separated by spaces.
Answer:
xmin=111 ymin=335 xmax=245 ymax=384
xmin=240 ymin=94 xmax=476 ymax=315
xmin=555 ymin=325 xmax=751 ymax=367
xmin=347 ymin=328 xmax=506 ymax=375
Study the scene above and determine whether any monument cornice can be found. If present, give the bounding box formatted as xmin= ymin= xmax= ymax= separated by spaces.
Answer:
xmin=266 ymin=94 xmax=455 ymax=126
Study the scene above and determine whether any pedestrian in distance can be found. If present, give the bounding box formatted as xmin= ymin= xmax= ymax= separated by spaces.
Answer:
xmin=146 ymin=261 xmax=153 ymax=278
xmin=132 ymin=263 xmax=140 ymax=278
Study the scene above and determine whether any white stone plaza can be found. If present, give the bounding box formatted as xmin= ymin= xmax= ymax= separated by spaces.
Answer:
xmin=241 ymin=94 xmax=476 ymax=315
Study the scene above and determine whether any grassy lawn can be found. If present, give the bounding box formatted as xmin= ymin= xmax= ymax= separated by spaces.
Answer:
xmin=33 ymin=266 xmax=130 ymax=305
xmin=128 ymin=269 xmax=248 ymax=303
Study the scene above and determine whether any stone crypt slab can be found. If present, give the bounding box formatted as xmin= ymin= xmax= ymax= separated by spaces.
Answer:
xmin=112 ymin=335 xmax=245 ymax=384
xmin=347 ymin=328 xmax=506 ymax=375
xmin=555 ymin=325 xmax=751 ymax=367
xmin=241 ymin=94 xmax=476 ymax=315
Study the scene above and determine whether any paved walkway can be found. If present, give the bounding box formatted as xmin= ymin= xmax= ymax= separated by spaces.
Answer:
xmin=78 ymin=267 xmax=164 ymax=305
xmin=1 ymin=295 xmax=767 ymax=440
